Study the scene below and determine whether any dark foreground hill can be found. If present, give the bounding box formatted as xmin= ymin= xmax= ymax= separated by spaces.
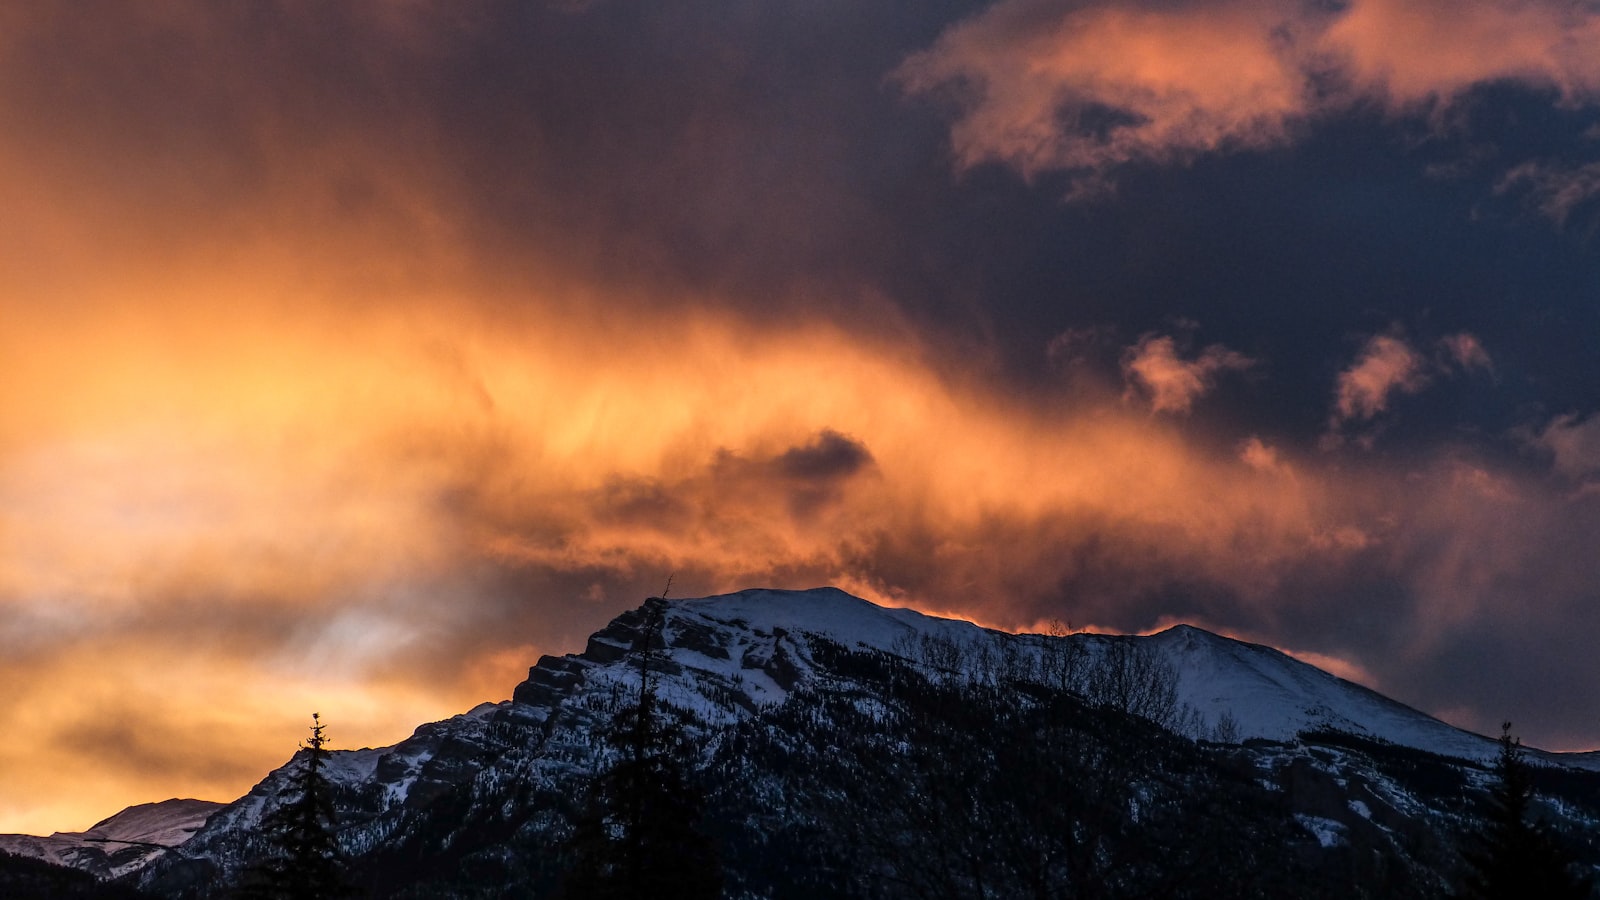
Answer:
xmin=12 ymin=588 xmax=1600 ymax=897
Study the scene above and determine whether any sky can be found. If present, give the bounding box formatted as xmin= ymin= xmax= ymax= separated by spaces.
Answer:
xmin=4 ymin=0 xmax=1600 ymax=834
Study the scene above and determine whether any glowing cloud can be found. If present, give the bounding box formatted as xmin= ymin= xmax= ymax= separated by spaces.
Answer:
xmin=896 ymin=0 xmax=1315 ymax=178
xmin=901 ymin=0 xmax=1600 ymax=181
xmin=1325 ymin=331 xmax=1493 ymax=437
xmin=1325 ymin=0 xmax=1600 ymax=107
xmin=1121 ymin=333 xmax=1255 ymax=414
xmin=1238 ymin=436 xmax=1282 ymax=473
xmin=1330 ymin=333 xmax=1428 ymax=428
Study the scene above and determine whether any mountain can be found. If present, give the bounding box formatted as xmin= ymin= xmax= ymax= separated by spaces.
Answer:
xmin=13 ymin=588 xmax=1600 ymax=896
xmin=0 ymin=799 xmax=222 ymax=881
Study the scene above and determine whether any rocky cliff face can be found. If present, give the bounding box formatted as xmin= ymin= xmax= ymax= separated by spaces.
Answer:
xmin=16 ymin=588 xmax=1600 ymax=897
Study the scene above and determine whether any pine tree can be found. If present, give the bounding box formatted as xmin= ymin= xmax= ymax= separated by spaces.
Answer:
xmin=557 ymin=597 xmax=722 ymax=900
xmin=236 ymin=713 xmax=359 ymax=899
xmin=1458 ymin=722 xmax=1591 ymax=900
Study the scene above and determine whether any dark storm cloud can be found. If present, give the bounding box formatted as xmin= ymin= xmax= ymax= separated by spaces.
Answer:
xmin=773 ymin=430 xmax=876 ymax=482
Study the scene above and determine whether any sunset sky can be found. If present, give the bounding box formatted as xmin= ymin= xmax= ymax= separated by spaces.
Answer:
xmin=7 ymin=0 xmax=1600 ymax=835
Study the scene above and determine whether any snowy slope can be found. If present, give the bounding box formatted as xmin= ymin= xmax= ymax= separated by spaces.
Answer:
xmin=1147 ymin=625 xmax=1504 ymax=761
xmin=667 ymin=590 xmax=1582 ymax=768
xmin=0 ymin=798 xmax=221 ymax=879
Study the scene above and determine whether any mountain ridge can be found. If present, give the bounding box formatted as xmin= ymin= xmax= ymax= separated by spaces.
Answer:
xmin=9 ymin=587 xmax=1600 ymax=896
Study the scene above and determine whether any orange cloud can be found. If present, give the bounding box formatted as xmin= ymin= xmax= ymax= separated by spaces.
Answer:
xmin=1326 ymin=0 xmax=1600 ymax=108
xmin=1324 ymin=331 xmax=1495 ymax=438
xmin=1121 ymin=333 xmax=1254 ymax=414
xmin=1330 ymin=333 xmax=1428 ymax=428
xmin=1238 ymin=436 xmax=1283 ymax=473
xmin=901 ymin=0 xmax=1600 ymax=181
xmin=897 ymin=0 xmax=1314 ymax=178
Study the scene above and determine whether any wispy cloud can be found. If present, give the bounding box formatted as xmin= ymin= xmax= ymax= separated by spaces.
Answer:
xmin=1496 ymin=160 xmax=1600 ymax=226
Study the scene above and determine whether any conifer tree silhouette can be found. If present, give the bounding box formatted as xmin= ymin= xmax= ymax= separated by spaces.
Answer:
xmin=236 ymin=713 xmax=358 ymax=899
xmin=557 ymin=594 xmax=721 ymax=900
xmin=1458 ymin=722 xmax=1590 ymax=900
